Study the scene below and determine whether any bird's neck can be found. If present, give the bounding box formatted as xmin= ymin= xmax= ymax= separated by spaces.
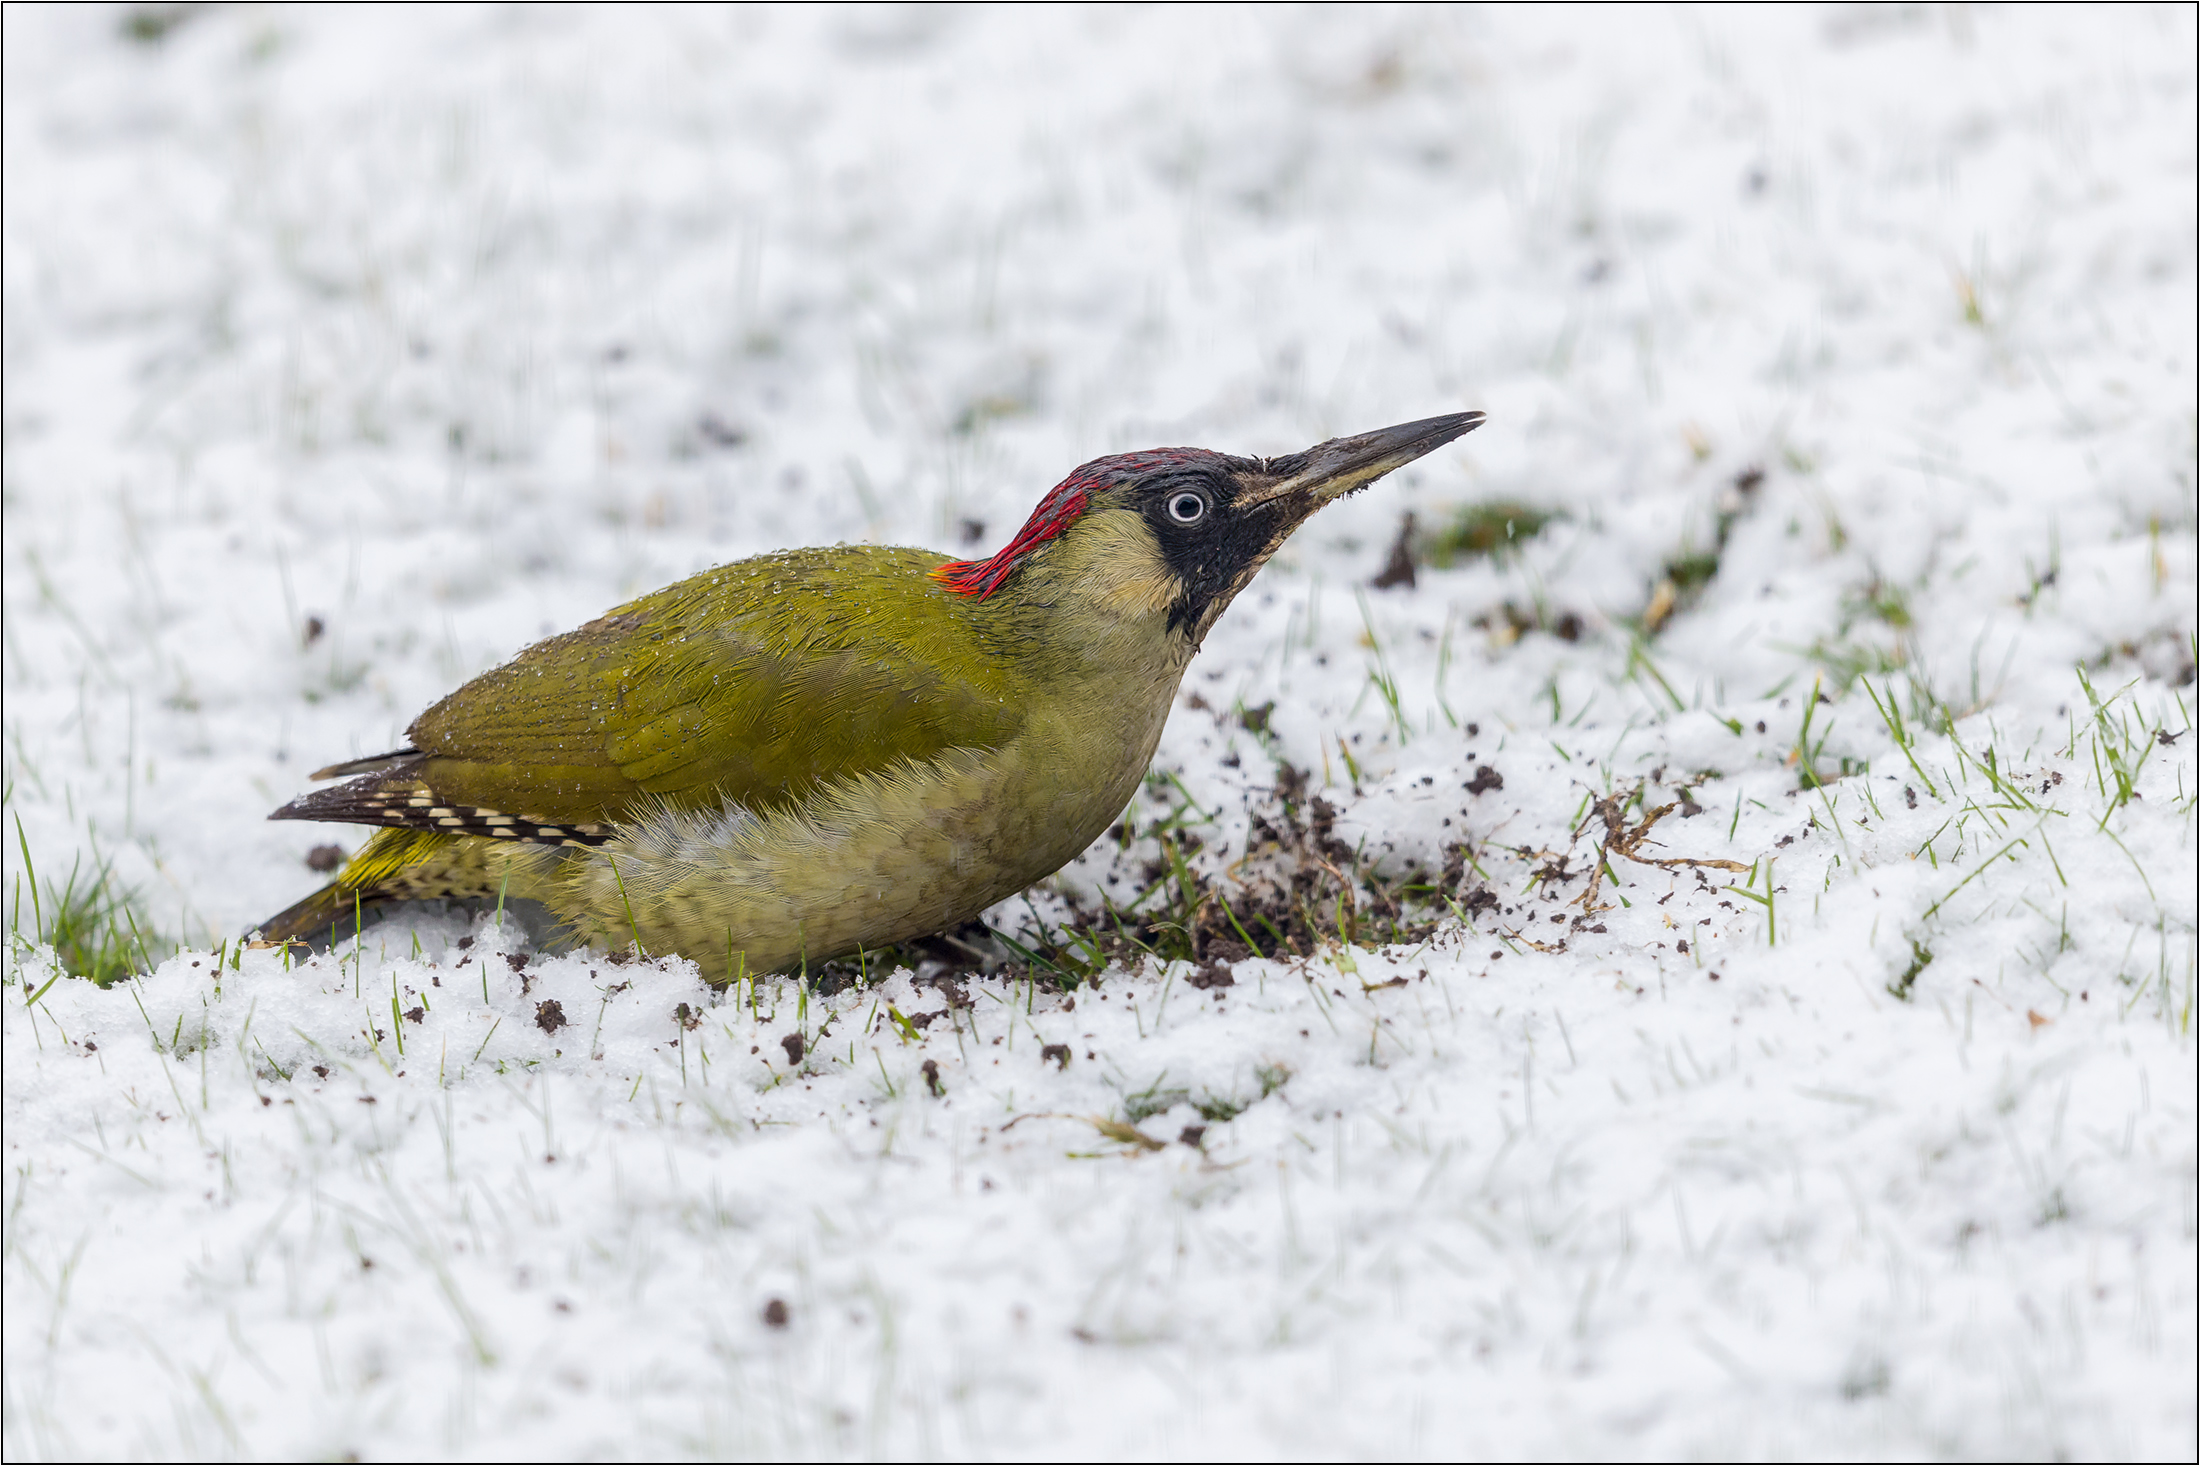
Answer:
xmin=980 ymin=512 xmax=1197 ymax=692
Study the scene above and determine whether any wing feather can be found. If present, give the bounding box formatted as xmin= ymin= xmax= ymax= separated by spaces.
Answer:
xmin=277 ymin=545 xmax=1025 ymax=833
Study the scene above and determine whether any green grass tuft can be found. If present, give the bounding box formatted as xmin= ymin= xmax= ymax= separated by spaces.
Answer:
xmin=1418 ymin=501 xmax=1555 ymax=567
xmin=11 ymin=824 xmax=171 ymax=987
xmin=1641 ymin=465 xmax=1765 ymax=633
xmin=1887 ymin=939 xmax=1934 ymax=1001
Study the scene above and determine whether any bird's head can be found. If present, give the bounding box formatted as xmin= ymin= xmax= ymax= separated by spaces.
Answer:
xmin=933 ymin=412 xmax=1485 ymax=648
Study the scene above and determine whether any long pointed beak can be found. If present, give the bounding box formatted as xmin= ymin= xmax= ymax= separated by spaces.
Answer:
xmin=1247 ymin=411 xmax=1486 ymax=507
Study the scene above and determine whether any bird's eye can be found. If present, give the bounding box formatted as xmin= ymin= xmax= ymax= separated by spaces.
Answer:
xmin=1166 ymin=491 xmax=1207 ymax=524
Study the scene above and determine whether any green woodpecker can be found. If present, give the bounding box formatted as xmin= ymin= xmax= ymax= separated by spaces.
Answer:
xmin=256 ymin=412 xmax=1484 ymax=979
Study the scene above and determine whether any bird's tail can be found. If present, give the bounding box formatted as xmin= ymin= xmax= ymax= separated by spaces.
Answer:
xmin=252 ymin=828 xmax=553 ymax=946
xmin=254 ymin=881 xmax=376 ymax=946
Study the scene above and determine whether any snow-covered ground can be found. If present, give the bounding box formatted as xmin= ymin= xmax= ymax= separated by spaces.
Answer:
xmin=4 ymin=4 xmax=2194 ymax=1459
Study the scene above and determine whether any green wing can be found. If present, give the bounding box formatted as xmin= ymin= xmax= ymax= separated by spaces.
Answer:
xmin=287 ymin=545 xmax=1025 ymax=831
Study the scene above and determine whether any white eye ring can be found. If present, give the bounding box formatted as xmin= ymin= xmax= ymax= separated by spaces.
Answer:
xmin=1167 ymin=491 xmax=1207 ymax=524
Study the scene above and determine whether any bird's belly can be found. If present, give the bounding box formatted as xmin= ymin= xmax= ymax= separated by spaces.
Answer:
xmin=549 ymin=732 xmax=1151 ymax=981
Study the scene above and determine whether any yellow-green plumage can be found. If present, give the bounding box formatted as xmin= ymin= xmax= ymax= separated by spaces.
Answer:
xmin=409 ymin=546 xmax=1030 ymax=824
xmin=257 ymin=413 xmax=1483 ymax=980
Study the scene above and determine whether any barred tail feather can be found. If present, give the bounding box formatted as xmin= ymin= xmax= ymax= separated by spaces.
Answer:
xmin=254 ymin=883 xmax=374 ymax=946
xmin=250 ymin=828 xmax=567 ymax=948
xmin=271 ymin=762 xmax=612 ymax=847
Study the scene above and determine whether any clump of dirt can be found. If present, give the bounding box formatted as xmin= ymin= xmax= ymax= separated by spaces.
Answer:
xmin=814 ymin=762 xmax=1742 ymax=994
xmin=977 ymin=763 xmax=1486 ymax=986
xmin=1472 ymin=601 xmax=1586 ymax=644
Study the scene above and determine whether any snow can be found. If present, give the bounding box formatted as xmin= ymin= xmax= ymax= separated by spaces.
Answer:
xmin=4 ymin=4 xmax=2194 ymax=1459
